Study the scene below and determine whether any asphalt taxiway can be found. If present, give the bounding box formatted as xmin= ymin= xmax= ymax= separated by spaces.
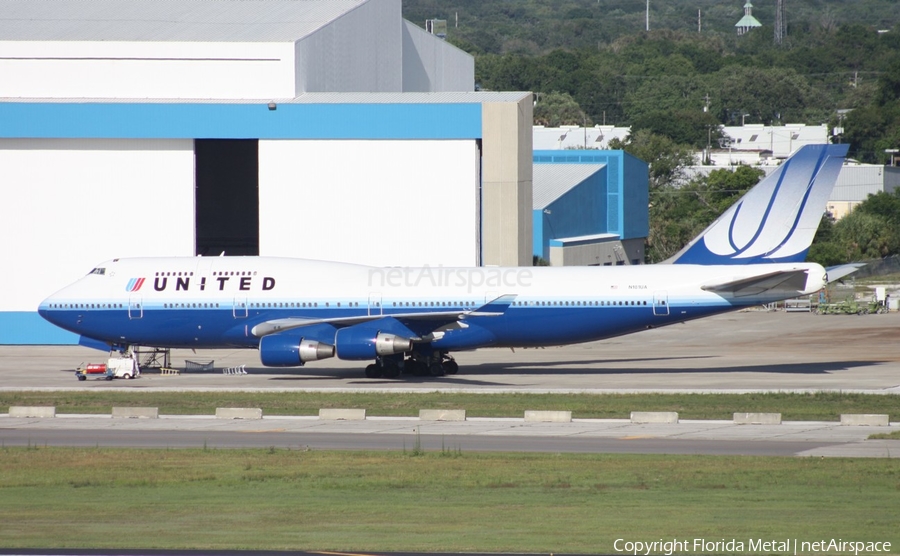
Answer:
xmin=2 ymin=310 xmax=899 ymax=457
xmin=2 ymin=310 xmax=900 ymax=393
xmin=1 ymin=413 xmax=897 ymax=457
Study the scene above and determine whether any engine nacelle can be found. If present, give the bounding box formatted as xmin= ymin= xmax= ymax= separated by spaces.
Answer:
xmin=335 ymin=328 xmax=413 ymax=360
xmin=259 ymin=334 xmax=335 ymax=367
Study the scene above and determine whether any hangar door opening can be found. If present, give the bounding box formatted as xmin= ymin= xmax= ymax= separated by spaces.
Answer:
xmin=194 ymin=139 xmax=259 ymax=256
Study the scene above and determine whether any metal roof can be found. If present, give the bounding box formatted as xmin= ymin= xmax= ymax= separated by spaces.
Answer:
xmin=0 ymin=0 xmax=369 ymax=42
xmin=533 ymin=163 xmax=605 ymax=209
xmin=287 ymin=92 xmax=531 ymax=104
xmin=0 ymin=92 xmax=531 ymax=105
xmin=533 ymin=125 xmax=630 ymax=150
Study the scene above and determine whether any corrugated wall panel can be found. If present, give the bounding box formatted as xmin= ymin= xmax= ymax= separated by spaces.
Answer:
xmin=258 ymin=139 xmax=478 ymax=267
xmin=296 ymin=0 xmax=402 ymax=92
xmin=401 ymin=20 xmax=474 ymax=92
xmin=0 ymin=41 xmax=297 ymax=99
xmin=0 ymin=139 xmax=194 ymax=334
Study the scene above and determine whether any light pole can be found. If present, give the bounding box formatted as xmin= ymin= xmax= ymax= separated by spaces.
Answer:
xmin=742 ymin=113 xmax=750 ymax=126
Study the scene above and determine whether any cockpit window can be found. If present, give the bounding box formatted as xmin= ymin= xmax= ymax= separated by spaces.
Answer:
xmin=88 ymin=268 xmax=106 ymax=276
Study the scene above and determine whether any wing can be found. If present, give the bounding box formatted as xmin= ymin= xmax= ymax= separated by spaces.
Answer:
xmin=250 ymin=294 xmax=518 ymax=337
xmin=701 ymin=269 xmax=811 ymax=297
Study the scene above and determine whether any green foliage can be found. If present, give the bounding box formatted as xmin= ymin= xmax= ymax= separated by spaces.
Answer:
xmin=844 ymin=60 xmax=900 ymax=162
xmin=533 ymin=91 xmax=589 ymax=127
xmin=809 ymin=191 xmax=900 ymax=265
xmin=445 ymin=1 xmax=900 ymax=157
xmin=608 ymin=130 xmax=696 ymax=190
xmin=646 ymin=165 xmax=763 ymax=262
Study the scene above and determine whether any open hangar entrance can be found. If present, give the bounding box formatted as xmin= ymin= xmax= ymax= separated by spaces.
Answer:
xmin=194 ymin=139 xmax=260 ymax=257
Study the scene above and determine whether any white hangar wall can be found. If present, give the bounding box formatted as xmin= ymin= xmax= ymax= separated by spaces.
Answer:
xmin=0 ymin=138 xmax=195 ymax=313
xmin=259 ymin=140 xmax=479 ymax=267
xmin=0 ymin=42 xmax=297 ymax=100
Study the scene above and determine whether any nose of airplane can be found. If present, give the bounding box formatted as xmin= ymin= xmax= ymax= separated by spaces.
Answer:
xmin=37 ymin=285 xmax=77 ymax=328
xmin=38 ymin=293 xmax=61 ymax=325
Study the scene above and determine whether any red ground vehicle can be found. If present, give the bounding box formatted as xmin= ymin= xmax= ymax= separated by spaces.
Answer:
xmin=75 ymin=356 xmax=140 ymax=381
xmin=75 ymin=363 xmax=112 ymax=381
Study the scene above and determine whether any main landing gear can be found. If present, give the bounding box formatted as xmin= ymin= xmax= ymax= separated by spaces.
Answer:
xmin=364 ymin=352 xmax=459 ymax=379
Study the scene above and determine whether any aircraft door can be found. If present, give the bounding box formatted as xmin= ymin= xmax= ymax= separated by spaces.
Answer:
xmin=233 ymin=297 xmax=248 ymax=318
xmin=128 ymin=296 xmax=143 ymax=319
xmin=653 ymin=291 xmax=669 ymax=316
xmin=368 ymin=293 xmax=382 ymax=316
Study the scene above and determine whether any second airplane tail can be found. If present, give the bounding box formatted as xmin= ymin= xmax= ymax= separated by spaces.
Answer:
xmin=669 ymin=143 xmax=849 ymax=265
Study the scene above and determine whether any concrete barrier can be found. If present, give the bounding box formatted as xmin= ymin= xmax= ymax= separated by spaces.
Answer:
xmin=9 ymin=406 xmax=56 ymax=418
xmin=319 ymin=408 xmax=366 ymax=420
xmin=216 ymin=407 xmax=263 ymax=420
xmin=419 ymin=409 xmax=466 ymax=421
xmin=524 ymin=410 xmax=572 ymax=423
xmin=734 ymin=412 xmax=782 ymax=425
xmin=112 ymin=407 xmax=159 ymax=419
xmin=841 ymin=414 xmax=890 ymax=426
xmin=630 ymin=411 xmax=678 ymax=424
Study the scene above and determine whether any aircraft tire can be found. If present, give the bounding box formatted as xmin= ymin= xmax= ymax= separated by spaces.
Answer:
xmin=382 ymin=362 xmax=401 ymax=379
xmin=405 ymin=360 xmax=428 ymax=376
xmin=443 ymin=360 xmax=459 ymax=375
xmin=429 ymin=362 xmax=445 ymax=377
xmin=364 ymin=364 xmax=382 ymax=379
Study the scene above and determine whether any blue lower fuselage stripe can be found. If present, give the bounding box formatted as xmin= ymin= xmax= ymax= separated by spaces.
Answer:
xmin=35 ymin=303 xmax=736 ymax=348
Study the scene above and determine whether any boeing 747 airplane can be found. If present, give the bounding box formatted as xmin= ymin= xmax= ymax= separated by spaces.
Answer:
xmin=40 ymin=144 xmax=849 ymax=378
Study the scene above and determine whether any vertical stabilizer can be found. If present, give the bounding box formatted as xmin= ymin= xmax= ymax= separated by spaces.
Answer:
xmin=669 ymin=144 xmax=848 ymax=265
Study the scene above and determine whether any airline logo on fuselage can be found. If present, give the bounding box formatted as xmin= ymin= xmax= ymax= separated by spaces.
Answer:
xmin=125 ymin=278 xmax=145 ymax=292
xmin=147 ymin=276 xmax=276 ymax=292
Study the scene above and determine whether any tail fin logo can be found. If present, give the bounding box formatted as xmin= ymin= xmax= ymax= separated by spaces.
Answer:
xmin=671 ymin=144 xmax=848 ymax=265
xmin=126 ymin=278 xmax=145 ymax=292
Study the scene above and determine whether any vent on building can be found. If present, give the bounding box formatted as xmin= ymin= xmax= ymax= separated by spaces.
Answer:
xmin=425 ymin=19 xmax=447 ymax=39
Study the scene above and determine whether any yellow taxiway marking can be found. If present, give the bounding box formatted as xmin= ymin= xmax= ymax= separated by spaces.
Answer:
xmin=620 ymin=435 xmax=657 ymax=440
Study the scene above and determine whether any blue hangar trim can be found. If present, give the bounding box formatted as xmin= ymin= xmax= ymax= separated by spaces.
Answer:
xmin=0 ymin=102 xmax=483 ymax=140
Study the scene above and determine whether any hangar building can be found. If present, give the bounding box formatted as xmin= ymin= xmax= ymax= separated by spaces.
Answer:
xmin=532 ymin=150 xmax=648 ymax=267
xmin=0 ymin=0 xmax=533 ymax=344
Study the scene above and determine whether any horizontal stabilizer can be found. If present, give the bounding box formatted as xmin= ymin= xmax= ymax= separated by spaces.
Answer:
xmin=825 ymin=263 xmax=865 ymax=283
xmin=702 ymin=269 xmax=810 ymax=297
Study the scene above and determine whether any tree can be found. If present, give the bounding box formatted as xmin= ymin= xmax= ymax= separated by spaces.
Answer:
xmin=808 ymin=191 xmax=900 ymax=264
xmin=644 ymin=166 xmax=763 ymax=262
xmin=608 ymin=130 xmax=696 ymax=190
xmin=533 ymin=91 xmax=590 ymax=127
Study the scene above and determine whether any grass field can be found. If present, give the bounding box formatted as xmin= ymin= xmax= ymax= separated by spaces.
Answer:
xmin=0 ymin=447 xmax=898 ymax=552
xmin=1 ymin=390 xmax=896 ymax=420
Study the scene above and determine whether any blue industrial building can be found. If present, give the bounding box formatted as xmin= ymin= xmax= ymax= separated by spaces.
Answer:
xmin=532 ymin=150 xmax=648 ymax=266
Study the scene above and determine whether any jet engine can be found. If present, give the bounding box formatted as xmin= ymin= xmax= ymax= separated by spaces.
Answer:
xmin=335 ymin=327 xmax=413 ymax=360
xmin=259 ymin=333 xmax=335 ymax=367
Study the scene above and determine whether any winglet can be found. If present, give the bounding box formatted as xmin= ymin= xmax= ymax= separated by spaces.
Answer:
xmin=465 ymin=294 xmax=518 ymax=317
xmin=669 ymin=144 xmax=849 ymax=265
